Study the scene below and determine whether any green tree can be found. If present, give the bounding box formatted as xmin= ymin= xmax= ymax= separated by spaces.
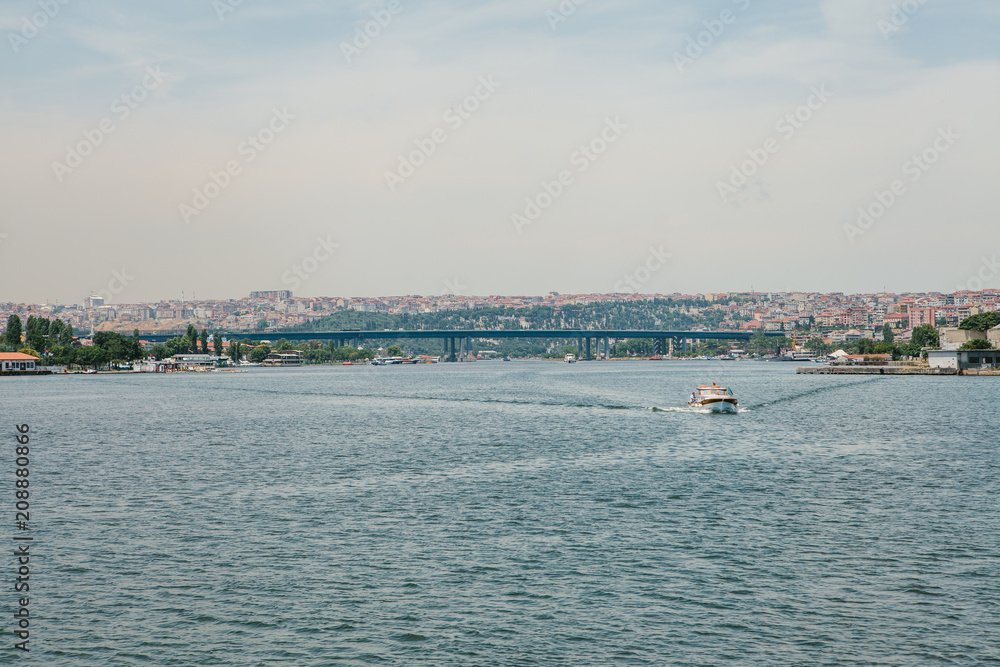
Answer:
xmin=4 ymin=314 xmax=23 ymax=346
xmin=57 ymin=320 xmax=74 ymax=346
xmin=873 ymin=341 xmax=898 ymax=358
xmin=25 ymin=315 xmax=48 ymax=353
xmin=164 ymin=337 xmax=189 ymax=357
xmin=92 ymin=331 xmax=143 ymax=366
xmin=213 ymin=331 xmax=224 ymax=356
xmin=199 ymin=329 xmax=209 ymax=354
xmin=79 ymin=346 xmax=110 ymax=370
xmin=386 ymin=345 xmax=403 ymax=357
xmin=249 ymin=345 xmax=270 ymax=363
xmin=958 ymin=312 xmax=1000 ymax=331
xmin=186 ymin=324 xmax=198 ymax=353
xmin=805 ymin=337 xmax=830 ymax=355
xmin=882 ymin=324 xmax=894 ymax=343
xmin=229 ymin=341 xmax=241 ymax=363
xmin=959 ymin=339 xmax=993 ymax=350
xmin=49 ymin=319 xmax=64 ymax=349
xmin=748 ymin=329 xmax=770 ymax=354
xmin=910 ymin=324 xmax=940 ymax=349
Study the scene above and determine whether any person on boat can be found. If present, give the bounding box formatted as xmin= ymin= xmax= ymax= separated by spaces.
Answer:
xmin=689 ymin=391 xmax=697 ymax=405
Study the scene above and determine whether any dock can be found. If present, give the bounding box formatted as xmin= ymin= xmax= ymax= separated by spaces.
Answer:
xmin=797 ymin=366 xmax=958 ymax=375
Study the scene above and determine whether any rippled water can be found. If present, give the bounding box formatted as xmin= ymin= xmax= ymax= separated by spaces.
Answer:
xmin=3 ymin=361 xmax=999 ymax=665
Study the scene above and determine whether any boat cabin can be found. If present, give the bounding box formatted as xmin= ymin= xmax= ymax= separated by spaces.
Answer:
xmin=696 ymin=385 xmax=733 ymax=398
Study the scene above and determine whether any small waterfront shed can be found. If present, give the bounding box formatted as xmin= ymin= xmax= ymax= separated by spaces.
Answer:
xmin=928 ymin=349 xmax=999 ymax=370
xmin=0 ymin=352 xmax=39 ymax=372
xmin=927 ymin=351 xmax=958 ymax=369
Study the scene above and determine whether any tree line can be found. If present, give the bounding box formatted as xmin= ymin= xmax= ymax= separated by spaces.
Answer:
xmin=293 ymin=299 xmax=734 ymax=334
xmin=1 ymin=314 xmax=75 ymax=351
xmin=804 ymin=324 xmax=940 ymax=359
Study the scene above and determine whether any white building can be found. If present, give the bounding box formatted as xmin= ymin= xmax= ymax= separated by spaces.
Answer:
xmin=928 ymin=349 xmax=999 ymax=370
xmin=0 ymin=352 xmax=38 ymax=372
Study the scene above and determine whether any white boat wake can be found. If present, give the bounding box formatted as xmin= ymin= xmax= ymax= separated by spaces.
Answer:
xmin=648 ymin=406 xmax=749 ymax=415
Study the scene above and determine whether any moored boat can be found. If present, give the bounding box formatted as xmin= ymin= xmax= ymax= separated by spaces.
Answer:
xmin=688 ymin=383 xmax=739 ymax=413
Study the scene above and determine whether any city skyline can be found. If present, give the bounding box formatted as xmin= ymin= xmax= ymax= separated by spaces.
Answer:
xmin=4 ymin=286 xmax=997 ymax=341
xmin=2 ymin=1 xmax=999 ymax=302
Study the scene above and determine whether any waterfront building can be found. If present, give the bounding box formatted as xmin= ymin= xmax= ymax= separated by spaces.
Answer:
xmin=264 ymin=350 xmax=304 ymax=366
xmin=928 ymin=350 xmax=1000 ymax=370
xmin=0 ymin=352 xmax=39 ymax=373
xmin=170 ymin=354 xmax=219 ymax=369
xmin=940 ymin=328 xmax=988 ymax=351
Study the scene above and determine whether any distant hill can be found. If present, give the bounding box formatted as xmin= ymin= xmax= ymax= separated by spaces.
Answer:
xmin=288 ymin=298 xmax=733 ymax=333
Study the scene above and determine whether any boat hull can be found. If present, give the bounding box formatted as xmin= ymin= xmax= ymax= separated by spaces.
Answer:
xmin=692 ymin=398 xmax=739 ymax=413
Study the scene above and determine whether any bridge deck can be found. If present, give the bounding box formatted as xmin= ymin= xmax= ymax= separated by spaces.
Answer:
xmin=134 ymin=329 xmax=783 ymax=343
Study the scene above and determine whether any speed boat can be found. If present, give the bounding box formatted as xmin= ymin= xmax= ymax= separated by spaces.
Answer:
xmin=688 ymin=383 xmax=739 ymax=413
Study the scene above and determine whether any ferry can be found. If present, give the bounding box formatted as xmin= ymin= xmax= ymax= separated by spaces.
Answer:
xmin=688 ymin=383 xmax=739 ymax=413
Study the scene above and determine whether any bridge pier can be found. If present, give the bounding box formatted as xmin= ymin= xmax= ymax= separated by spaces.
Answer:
xmin=586 ymin=337 xmax=592 ymax=360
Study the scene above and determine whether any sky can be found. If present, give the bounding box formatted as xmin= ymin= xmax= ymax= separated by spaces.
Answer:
xmin=1 ymin=0 xmax=998 ymax=304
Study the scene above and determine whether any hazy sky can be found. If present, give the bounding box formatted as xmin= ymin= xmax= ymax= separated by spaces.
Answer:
xmin=2 ymin=0 xmax=998 ymax=303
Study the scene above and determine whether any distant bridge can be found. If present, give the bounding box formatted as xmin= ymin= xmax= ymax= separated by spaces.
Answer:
xmin=135 ymin=329 xmax=783 ymax=361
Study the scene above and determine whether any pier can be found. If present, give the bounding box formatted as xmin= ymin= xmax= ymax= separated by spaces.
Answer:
xmin=797 ymin=366 xmax=958 ymax=375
